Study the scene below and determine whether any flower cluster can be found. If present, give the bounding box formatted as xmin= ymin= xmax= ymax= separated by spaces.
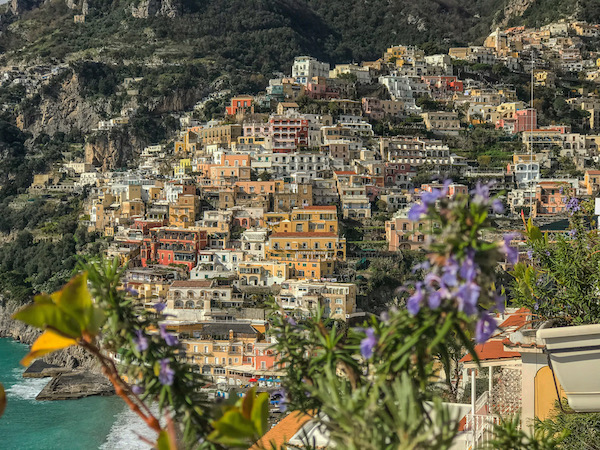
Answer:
xmin=404 ymin=181 xmax=511 ymax=343
xmin=565 ymin=197 xmax=580 ymax=215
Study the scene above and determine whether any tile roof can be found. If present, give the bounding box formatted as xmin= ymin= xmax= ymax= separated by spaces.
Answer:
xmin=171 ymin=280 xmax=214 ymax=288
xmin=270 ymin=232 xmax=339 ymax=238
xmin=250 ymin=411 xmax=314 ymax=450
xmin=499 ymin=307 xmax=530 ymax=329
xmin=302 ymin=205 xmax=337 ymax=210
xmin=459 ymin=340 xmax=522 ymax=363
xmin=201 ymin=322 xmax=258 ymax=335
xmin=334 ymin=171 xmax=356 ymax=175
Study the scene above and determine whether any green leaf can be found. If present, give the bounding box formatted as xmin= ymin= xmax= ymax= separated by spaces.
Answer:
xmin=156 ymin=430 xmax=176 ymax=450
xmin=13 ymin=303 xmax=81 ymax=338
xmin=52 ymin=273 xmax=93 ymax=329
xmin=241 ymin=387 xmax=254 ymax=420
xmin=209 ymin=410 xmax=257 ymax=447
xmin=251 ymin=392 xmax=269 ymax=437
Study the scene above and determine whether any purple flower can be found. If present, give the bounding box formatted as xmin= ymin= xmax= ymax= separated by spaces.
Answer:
xmin=360 ymin=328 xmax=378 ymax=359
xmin=494 ymin=292 xmax=506 ymax=313
xmin=534 ymin=302 xmax=539 ymax=310
xmin=459 ymin=249 xmax=477 ymax=283
xmin=159 ymin=324 xmax=179 ymax=347
xmin=411 ymin=261 xmax=431 ymax=273
xmin=159 ymin=359 xmax=175 ymax=386
xmin=131 ymin=384 xmax=144 ymax=395
xmin=559 ymin=187 xmax=564 ymax=195
xmin=408 ymin=203 xmax=428 ymax=221
xmin=527 ymin=249 xmax=534 ymax=260
xmin=475 ymin=313 xmax=497 ymax=343
xmin=380 ymin=311 xmax=390 ymax=323
xmin=471 ymin=181 xmax=491 ymax=204
xmin=456 ymin=282 xmax=481 ymax=315
xmin=154 ymin=301 xmax=166 ymax=313
xmin=407 ymin=283 xmax=425 ymax=315
xmin=545 ymin=250 xmax=550 ymax=257
xmin=286 ymin=316 xmax=297 ymax=326
xmin=503 ymin=233 xmax=519 ymax=264
xmin=422 ymin=189 xmax=442 ymax=205
xmin=492 ymin=199 xmax=504 ymax=214
xmin=441 ymin=257 xmax=460 ymax=287
xmin=565 ymin=197 xmax=580 ymax=215
xmin=428 ymin=289 xmax=445 ymax=309
xmin=569 ymin=229 xmax=577 ymax=238
xmin=133 ymin=329 xmax=149 ymax=352
xmin=124 ymin=283 xmax=139 ymax=297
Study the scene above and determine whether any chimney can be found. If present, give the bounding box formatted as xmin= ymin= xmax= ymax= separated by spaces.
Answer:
xmin=229 ymin=329 xmax=234 ymax=341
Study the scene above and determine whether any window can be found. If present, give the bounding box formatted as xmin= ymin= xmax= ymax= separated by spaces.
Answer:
xmin=261 ymin=362 xmax=267 ymax=369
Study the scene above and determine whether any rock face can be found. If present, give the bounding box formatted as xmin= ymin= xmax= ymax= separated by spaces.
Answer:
xmin=16 ymin=72 xmax=104 ymax=138
xmin=36 ymin=371 xmax=115 ymax=400
xmin=131 ymin=0 xmax=181 ymax=18
xmin=0 ymin=303 xmax=97 ymax=370
xmin=85 ymin=129 xmax=142 ymax=171
xmin=497 ymin=0 xmax=536 ymax=27
xmin=10 ymin=0 xmax=44 ymax=14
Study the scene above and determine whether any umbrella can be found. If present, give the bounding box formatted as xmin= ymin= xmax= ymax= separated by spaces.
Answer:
xmin=267 ymin=378 xmax=274 ymax=382
xmin=249 ymin=378 xmax=258 ymax=382
xmin=258 ymin=378 xmax=266 ymax=381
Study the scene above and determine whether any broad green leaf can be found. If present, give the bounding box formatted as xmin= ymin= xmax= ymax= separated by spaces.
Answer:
xmin=21 ymin=329 xmax=77 ymax=366
xmin=241 ymin=387 xmax=255 ymax=420
xmin=212 ymin=410 xmax=256 ymax=437
xmin=13 ymin=303 xmax=81 ymax=338
xmin=52 ymin=273 xmax=93 ymax=329
xmin=0 ymin=383 xmax=5 ymax=418
xmin=156 ymin=430 xmax=177 ymax=450
xmin=251 ymin=392 xmax=269 ymax=436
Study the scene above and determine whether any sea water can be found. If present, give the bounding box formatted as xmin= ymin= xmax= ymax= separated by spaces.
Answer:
xmin=0 ymin=338 xmax=154 ymax=450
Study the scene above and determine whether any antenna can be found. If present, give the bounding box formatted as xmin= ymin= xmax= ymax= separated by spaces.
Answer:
xmin=530 ymin=49 xmax=534 ymax=218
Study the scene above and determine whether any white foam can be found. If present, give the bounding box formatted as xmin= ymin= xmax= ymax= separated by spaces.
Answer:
xmin=6 ymin=378 xmax=48 ymax=401
xmin=100 ymin=405 xmax=160 ymax=450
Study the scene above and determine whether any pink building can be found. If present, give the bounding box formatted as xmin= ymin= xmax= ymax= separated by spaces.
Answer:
xmin=496 ymin=108 xmax=537 ymax=134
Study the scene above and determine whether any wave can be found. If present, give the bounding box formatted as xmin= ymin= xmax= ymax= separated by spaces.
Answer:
xmin=5 ymin=378 xmax=48 ymax=401
xmin=100 ymin=405 xmax=160 ymax=450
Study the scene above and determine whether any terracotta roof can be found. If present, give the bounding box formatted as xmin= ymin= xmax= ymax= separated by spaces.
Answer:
xmin=303 ymin=205 xmax=337 ymax=210
xmin=586 ymin=170 xmax=600 ymax=174
xmin=270 ymin=232 xmax=339 ymax=238
xmin=171 ymin=280 xmax=214 ymax=288
xmin=250 ymin=411 xmax=314 ymax=450
xmin=334 ymin=171 xmax=357 ymax=175
xmin=502 ymin=337 xmax=546 ymax=350
xmin=459 ymin=340 xmax=522 ymax=363
xmin=499 ymin=307 xmax=530 ymax=328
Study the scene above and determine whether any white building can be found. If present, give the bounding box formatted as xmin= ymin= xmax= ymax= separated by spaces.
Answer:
xmin=292 ymin=56 xmax=330 ymax=85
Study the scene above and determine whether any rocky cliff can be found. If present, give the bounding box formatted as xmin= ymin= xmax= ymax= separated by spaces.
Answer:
xmin=131 ymin=0 xmax=182 ymax=18
xmin=0 ymin=302 xmax=97 ymax=370
xmin=84 ymin=129 xmax=144 ymax=171
xmin=17 ymin=72 xmax=105 ymax=138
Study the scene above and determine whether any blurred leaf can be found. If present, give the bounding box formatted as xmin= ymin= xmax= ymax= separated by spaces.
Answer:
xmin=156 ymin=430 xmax=177 ymax=450
xmin=13 ymin=303 xmax=81 ymax=338
xmin=251 ymin=392 xmax=269 ymax=437
xmin=0 ymin=383 xmax=5 ymax=419
xmin=21 ymin=329 xmax=77 ymax=366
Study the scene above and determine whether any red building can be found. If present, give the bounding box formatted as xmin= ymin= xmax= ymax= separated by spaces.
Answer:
xmin=270 ymin=116 xmax=309 ymax=153
xmin=496 ymin=108 xmax=537 ymax=134
xmin=226 ymin=96 xmax=253 ymax=116
xmin=141 ymin=227 xmax=208 ymax=270
xmin=385 ymin=162 xmax=415 ymax=187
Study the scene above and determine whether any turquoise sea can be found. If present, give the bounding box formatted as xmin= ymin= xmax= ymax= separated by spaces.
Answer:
xmin=0 ymin=338 xmax=153 ymax=450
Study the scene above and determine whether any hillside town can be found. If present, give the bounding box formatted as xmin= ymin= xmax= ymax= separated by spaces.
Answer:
xmin=11 ymin=18 xmax=600 ymax=448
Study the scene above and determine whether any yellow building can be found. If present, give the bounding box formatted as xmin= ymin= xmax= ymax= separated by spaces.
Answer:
xmin=175 ymin=131 xmax=200 ymax=155
xmin=264 ymin=205 xmax=339 ymax=234
xmin=266 ymin=232 xmax=346 ymax=263
xmin=169 ymin=194 xmax=200 ymax=228
xmin=238 ymin=261 xmax=289 ymax=286
xmin=174 ymin=159 xmax=192 ymax=178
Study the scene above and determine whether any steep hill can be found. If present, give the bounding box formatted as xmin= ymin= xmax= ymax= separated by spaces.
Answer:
xmin=0 ymin=0 xmax=591 ymax=72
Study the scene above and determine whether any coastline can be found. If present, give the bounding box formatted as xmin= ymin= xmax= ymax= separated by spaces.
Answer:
xmin=0 ymin=302 xmax=113 ymax=401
